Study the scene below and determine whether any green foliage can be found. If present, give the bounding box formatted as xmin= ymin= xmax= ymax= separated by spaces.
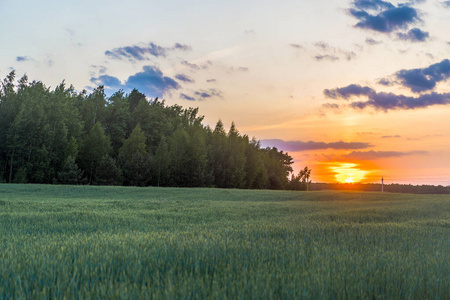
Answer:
xmin=122 ymin=153 xmax=152 ymax=186
xmin=58 ymin=156 xmax=84 ymax=184
xmin=118 ymin=124 xmax=147 ymax=163
xmin=0 ymin=74 xmax=294 ymax=189
xmin=94 ymin=155 xmax=123 ymax=186
xmin=0 ymin=185 xmax=449 ymax=298
xmin=78 ymin=122 xmax=111 ymax=184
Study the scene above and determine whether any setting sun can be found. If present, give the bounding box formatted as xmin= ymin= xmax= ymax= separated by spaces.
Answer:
xmin=330 ymin=163 xmax=369 ymax=183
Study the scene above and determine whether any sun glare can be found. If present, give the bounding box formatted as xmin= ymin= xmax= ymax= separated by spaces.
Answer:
xmin=330 ymin=163 xmax=369 ymax=183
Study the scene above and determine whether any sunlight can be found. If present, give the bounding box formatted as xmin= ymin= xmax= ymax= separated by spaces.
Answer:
xmin=330 ymin=163 xmax=369 ymax=183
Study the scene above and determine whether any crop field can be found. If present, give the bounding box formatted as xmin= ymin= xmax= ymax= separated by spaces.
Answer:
xmin=0 ymin=184 xmax=449 ymax=299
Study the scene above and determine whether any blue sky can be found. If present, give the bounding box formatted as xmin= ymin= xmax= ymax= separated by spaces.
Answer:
xmin=2 ymin=0 xmax=450 ymax=184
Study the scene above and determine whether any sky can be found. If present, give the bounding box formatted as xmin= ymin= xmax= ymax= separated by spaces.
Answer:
xmin=2 ymin=0 xmax=450 ymax=185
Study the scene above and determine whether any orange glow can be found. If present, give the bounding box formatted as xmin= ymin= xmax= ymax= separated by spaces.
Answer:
xmin=329 ymin=163 xmax=369 ymax=183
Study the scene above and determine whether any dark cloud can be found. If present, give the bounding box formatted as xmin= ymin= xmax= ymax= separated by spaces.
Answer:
xmin=206 ymin=79 xmax=216 ymax=83
xmin=125 ymin=66 xmax=180 ymax=97
xmin=353 ymin=0 xmax=394 ymax=10
xmin=324 ymin=84 xmax=450 ymax=111
xmin=349 ymin=1 xmax=421 ymax=33
xmin=260 ymin=139 xmax=373 ymax=152
xmin=365 ymin=37 xmax=382 ymax=45
xmin=106 ymin=43 xmax=167 ymax=61
xmin=105 ymin=42 xmax=192 ymax=62
xmin=342 ymin=150 xmax=428 ymax=160
xmin=397 ymin=28 xmax=429 ymax=42
xmin=16 ymin=56 xmax=34 ymax=62
xmin=194 ymin=88 xmax=223 ymax=99
xmin=175 ymin=74 xmax=194 ymax=83
xmin=324 ymin=84 xmax=375 ymax=99
xmin=395 ymin=59 xmax=450 ymax=93
xmin=377 ymin=78 xmax=392 ymax=86
xmin=173 ymin=43 xmax=192 ymax=51
xmin=90 ymin=65 xmax=180 ymax=97
xmin=315 ymin=55 xmax=340 ymax=61
xmin=90 ymin=75 xmax=122 ymax=88
xmin=180 ymin=93 xmax=195 ymax=101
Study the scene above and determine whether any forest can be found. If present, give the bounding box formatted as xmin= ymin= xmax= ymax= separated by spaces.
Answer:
xmin=0 ymin=71 xmax=300 ymax=189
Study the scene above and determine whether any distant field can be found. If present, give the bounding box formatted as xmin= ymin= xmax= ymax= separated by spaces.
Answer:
xmin=0 ymin=184 xmax=449 ymax=299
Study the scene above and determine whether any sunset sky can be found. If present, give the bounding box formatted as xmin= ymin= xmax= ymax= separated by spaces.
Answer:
xmin=2 ymin=0 xmax=450 ymax=185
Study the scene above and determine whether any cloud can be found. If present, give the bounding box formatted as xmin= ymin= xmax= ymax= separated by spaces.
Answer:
xmin=16 ymin=56 xmax=34 ymax=62
xmin=313 ymin=41 xmax=357 ymax=61
xmin=206 ymin=79 xmax=216 ymax=83
xmin=365 ymin=37 xmax=382 ymax=45
xmin=397 ymin=28 xmax=429 ymax=42
xmin=324 ymin=84 xmax=375 ymax=99
xmin=105 ymin=42 xmax=192 ymax=62
xmin=324 ymin=84 xmax=450 ymax=111
xmin=315 ymin=55 xmax=340 ymax=61
xmin=394 ymin=59 xmax=450 ymax=93
xmin=377 ymin=78 xmax=392 ymax=86
xmin=260 ymin=139 xmax=373 ymax=152
xmin=194 ymin=88 xmax=223 ymax=99
xmin=181 ymin=60 xmax=212 ymax=71
xmin=173 ymin=43 xmax=192 ymax=51
xmin=175 ymin=74 xmax=194 ymax=83
xmin=125 ymin=66 xmax=180 ymax=97
xmin=106 ymin=43 xmax=167 ymax=61
xmin=342 ymin=150 xmax=428 ymax=160
xmin=290 ymin=43 xmax=305 ymax=50
xmin=90 ymin=65 xmax=180 ymax=97
xmin=90 ymin=75 xmax=122 ymax=88
xmin=381 ymin=135 xmax=401 ymax=138
xmin=353 ymin=0 xmax=394 ymax=10
xmin=180 ymin=93 xmax=195 ymax=101
xmin=349 ymin=1 xmax=421 ymax=34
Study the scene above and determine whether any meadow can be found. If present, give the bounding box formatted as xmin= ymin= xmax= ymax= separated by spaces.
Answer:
xmin=0 ymin=184 xmax=449 ymax=299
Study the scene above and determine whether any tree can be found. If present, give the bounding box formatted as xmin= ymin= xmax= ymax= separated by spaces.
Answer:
xmin=118 ymin=124 xmax=147 ymax=163
xmin=94 ymin=155 xmax=123 ymax=186
xmin=104 ymin=90 xmax=130 ymax=156
xmin=78 ymin=122 xmax=111 ymax=184
xmin=58 ymin=156 xmax=84 ymax=185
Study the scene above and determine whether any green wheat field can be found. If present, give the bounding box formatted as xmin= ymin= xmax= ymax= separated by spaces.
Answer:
xmin=0 ymin=184 xmax=449 ymax=299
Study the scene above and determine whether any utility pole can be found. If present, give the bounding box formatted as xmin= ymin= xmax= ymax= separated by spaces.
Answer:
xmin=381 ymin=177 xmax=384 ymax=192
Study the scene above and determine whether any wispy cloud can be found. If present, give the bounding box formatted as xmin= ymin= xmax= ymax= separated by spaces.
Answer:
xmin=194 ymin=88 xmax=223 ymax=99
xmin=365 ymin=37 xmax=382 ymax=45
xmin=16 ymin=56 xmax=34 ymax=62
xmin=181 ymin=60 xmax=212 ymax=71
xmin=180 ymin=93 xmax=195 ymax=101
xmin=342 ymin=150 xmax=428 ymax=160
xmin=260 ymin=139 xmax=373 ymax=152
xmin=175 ymin=74 xmax=195 ymax=83
xmin=105 ymin=42 xmax=192 ymax=62
xmin=313 ymin=41 xmax=357 ymax=62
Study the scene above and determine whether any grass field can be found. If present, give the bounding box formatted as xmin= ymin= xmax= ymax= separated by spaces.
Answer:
xmin=0 ymin=184 xmax=449 ymax=299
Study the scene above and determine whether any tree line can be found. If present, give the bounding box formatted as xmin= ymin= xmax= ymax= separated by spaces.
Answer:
xmin=0 ymin=71 xmax=304 ymax=189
